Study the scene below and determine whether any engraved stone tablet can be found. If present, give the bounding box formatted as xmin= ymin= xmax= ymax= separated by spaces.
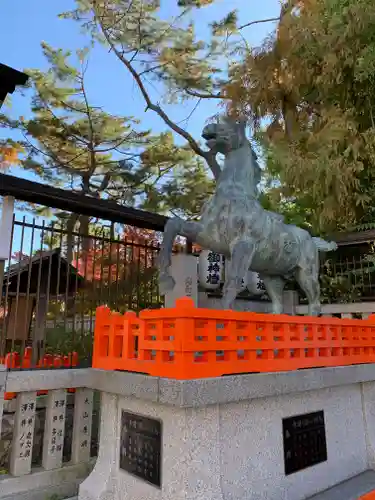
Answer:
xmin=283 ymin=410 xmax=327 ymax=475
xmin=119 ymin=410 xmax=162 ymax=487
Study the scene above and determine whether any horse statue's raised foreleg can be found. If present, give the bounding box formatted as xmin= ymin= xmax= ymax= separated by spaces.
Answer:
xmin=222 ymin=239 xmax=256 ymax=309
xmin=158 ymin=217 xmax=203 ymax=295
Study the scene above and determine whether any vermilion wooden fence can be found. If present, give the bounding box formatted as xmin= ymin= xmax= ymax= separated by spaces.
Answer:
xmin=92 ymin=297 xmax=375 ymax=380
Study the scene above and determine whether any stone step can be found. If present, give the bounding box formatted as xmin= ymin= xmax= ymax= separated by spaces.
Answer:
xmin=45 ymin=473 xmax=375 ymax=500
xmin=62 ymin=474 xmax=375 ymax=500
xmin=307 ymin=470 xmax=375 ymax=500
xmin=1 ymin=491 xmax=78 ymax=500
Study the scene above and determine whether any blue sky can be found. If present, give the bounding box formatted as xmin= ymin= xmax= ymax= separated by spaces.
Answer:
xmin=0 ymin=0 xmax=280 ymax=256
xmin=1 ymin=0 xmax=280 ymax=146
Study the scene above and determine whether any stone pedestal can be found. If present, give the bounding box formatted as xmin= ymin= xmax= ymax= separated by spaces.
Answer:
xmin=167 ymin=253 xmax=296 ymax=313
xmin=164 ymin=254 xmax=198 ymax=308
xmin=79 ymin=366 xmax=375 ymax=500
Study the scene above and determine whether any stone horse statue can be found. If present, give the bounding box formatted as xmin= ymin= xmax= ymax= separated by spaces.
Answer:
xmin=158 ymin=115 xmax=337 ymax=315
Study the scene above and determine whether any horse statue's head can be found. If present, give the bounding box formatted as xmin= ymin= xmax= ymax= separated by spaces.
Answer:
xmin=202 ymin=114 xmax=261 ymax=188
xmin=202 ymin=115 xmax=248 ymax=155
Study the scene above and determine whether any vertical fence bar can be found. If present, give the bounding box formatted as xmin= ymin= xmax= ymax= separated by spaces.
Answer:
xmin=99 ymin=229 xmax=106 ymax=307
xmin=54 ymin=227 xmax=63 ymax=334
xmin=114 ymin=232 xmax=121 ymax=312
xmin=22 ymin=219 xmax=35 ymax=364
xmin=128 ymin=236 xmax=134 ymax=311
xmin=89 ymin=232 xmax=98 ymax=339
xmin=72 ymin=229 xmax=81 ymax=360
xmin=136 ymin=238 xmax=141 ymax=310
xmin=63 ymin=225 xmax=71 ymax=338
xmin=121 ymin=236 xmax=128 ymax=313
xmin=0 ymin=213 xmax=14 ymax=357
xmin=81 ymin=229 xmax=91 ymax=365
xmin=32 ymin=220 xmax=45 ymax=366
xmin=43 ymin=226 xmax=54 ymax=361
xmin=108 ymin=223 xmax=114 ymax=309
xmin=10 ymin=217 xmax=26 ymax=356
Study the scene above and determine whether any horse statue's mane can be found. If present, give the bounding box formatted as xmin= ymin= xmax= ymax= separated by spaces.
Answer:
xmin=211 ymin=114 xmax=262 ymax=190
xmin=250 ymin=145 xmax=261 ymax=188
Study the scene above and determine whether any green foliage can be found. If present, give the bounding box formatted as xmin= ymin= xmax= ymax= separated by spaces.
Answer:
xmin=44 ymin=325 xmax=93 ymax=363
xmin=2 ymin=40 xmax=215 ymax=221
xmin=227 ymin=0 xmax=375 ymax=233
xmin=177 ymin=0 xmax=214 ymax=7
xmin=211 ymin=11 xmax=238 ymax=37
xmin=144 ymin=159 xmax=215 ymax=218
xmin=18 ymin=43 xmax=167 ymax=202
xmin=60 ymin=0 xmax=236 ymax=103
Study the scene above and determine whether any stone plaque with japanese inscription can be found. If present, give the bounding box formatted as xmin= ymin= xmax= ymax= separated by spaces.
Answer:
xmin=72 ymin=388 xmax=94 ymax=464
xmin=283 ymin=410 xmax=327 ymax=475
xmin=42 ymin=389 xmax=67 ymax=470
xmin=119 ymin=411 xmax=162 ymax=487
xmin=10 ymin=391 xmax=37 ymax=476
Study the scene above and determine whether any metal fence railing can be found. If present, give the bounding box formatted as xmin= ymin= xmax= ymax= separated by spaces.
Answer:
xmin=0 ymin=215 xmax=164 ymax=368
xmin=315 ymin=253 xmax=375 ymax=304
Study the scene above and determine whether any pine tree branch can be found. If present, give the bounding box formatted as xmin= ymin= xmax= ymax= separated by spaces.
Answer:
xmin=34 ymin=86 xmax=91 ymax=148
xmin=21 ymin=131 xmax=88 ymax=170
xmin=94 ymin=132 xmax=141 ymax=153
xmin=178 ymin=98 xmax=202 ymax=127
xmin=79 ymin=64 xmax=97 ymax=179
xmin=139 ymin=62 xmax=171 ymax=76
xmin=238 ymin=16 xmax=281 ymax=31
xmin=184 ymin=88 xmax=227 ymax=99
xmin=94 ymin=6 xmax=221 ymax=181
xmin=43 ymin=106 xmax=91 ymax=147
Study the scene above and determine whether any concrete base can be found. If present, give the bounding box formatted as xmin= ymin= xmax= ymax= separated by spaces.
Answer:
xmin=78 ymin=366 xmax=375 ymax=500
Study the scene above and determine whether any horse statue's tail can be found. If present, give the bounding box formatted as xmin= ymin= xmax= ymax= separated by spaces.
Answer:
xmin=312 ymin=237 xmax=338 ymax=252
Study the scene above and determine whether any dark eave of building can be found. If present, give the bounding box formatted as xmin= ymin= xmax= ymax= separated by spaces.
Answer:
xmin=332 ymin=229 xmax=375 ymax=247
xmin=0 ymin=173 xmax=168 ymax=231
xmin=0 ymin=63 xmax=29 ymax=103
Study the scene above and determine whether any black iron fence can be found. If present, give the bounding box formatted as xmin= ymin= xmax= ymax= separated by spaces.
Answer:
xmin=0 ymin=215 xmax=164 ymax=369
xmin=318 ymin=253 xmax=375 ymax=304
xmin=0 ymin=173 xmax=175 ymax=369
